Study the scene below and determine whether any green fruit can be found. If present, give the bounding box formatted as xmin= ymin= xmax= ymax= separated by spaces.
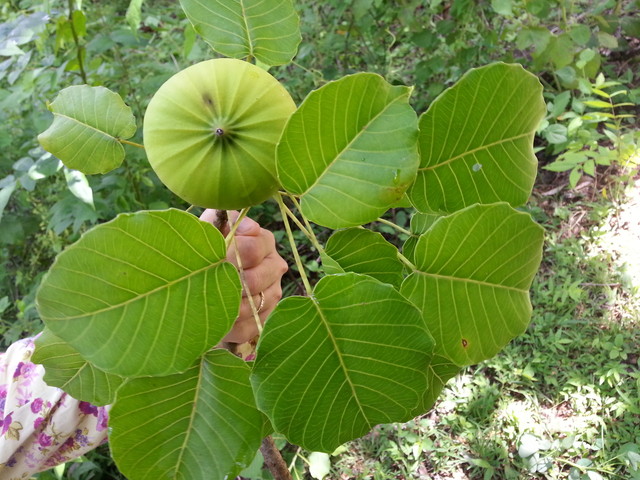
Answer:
xmin=143 ymin=58 xmax=296 ymax=209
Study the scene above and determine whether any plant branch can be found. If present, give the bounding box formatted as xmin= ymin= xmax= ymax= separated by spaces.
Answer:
xmin=261 ymin=436 xmax=292 ymax=480
xmin=213 ymin=209 xmax=228 ymax=231
xmin=67 ymin=0 xmax=88 ymax=84
xmin=119 ymin=139 xmax=145 ymax=149
xmin=276 ymin=193 xmax=312 ymax=294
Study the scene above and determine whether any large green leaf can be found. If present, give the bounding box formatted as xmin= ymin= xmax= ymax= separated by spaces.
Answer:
xmin=32 ymin=329 xmax=124 ymax=406
xmin=408 ymin=63 xmax=545 ymax=214
xmin=179 ymin=0 xmax=301 ymax=66
xmin=38 ymin=85 xmax=136 ymax=174
xmin=110 ymin=350 xmax=268 ymax=479
xmin=251 ymin=273 xmax=434 ymax=452
xmin=277 ymin=73 xmax=419 ymax=229
xmin=36 ymin=209 xmax=241 ymax=377
xmin=323 ymin=228 xmax=404 ymax=287
xmin=400 ymin=203 xmax=544 ymax=367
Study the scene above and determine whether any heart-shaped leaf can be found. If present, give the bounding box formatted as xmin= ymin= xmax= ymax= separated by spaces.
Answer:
xmin=179 ymin=0 xmax=301 ymax=66
xmin=36 ymin=209 xmax=241 ymax=377
xmin=32 ymin=328 xmax=124 ymax=406
xmin=251 ymin=273 xmax=434 ymax=452
xmin=38 ymin=85 xmax=136 ymax=174
xmin=110 ymin=350 xmax=268 ymax=479
xmin=408 ymin=63 xmax=545 ymax=214
xmin=277 ymin=73 xmax=419 ymax=229
xmin=401 ymin=203 xmax=544 ymax=367
xmin=324 ymin=228 xmax=404 ymax=287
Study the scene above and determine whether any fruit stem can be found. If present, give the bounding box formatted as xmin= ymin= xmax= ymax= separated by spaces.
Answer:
xmin=119 ymin=138 xmax=145 ymax=149
xmin=276 ymin=193 xmax=312 ymax=295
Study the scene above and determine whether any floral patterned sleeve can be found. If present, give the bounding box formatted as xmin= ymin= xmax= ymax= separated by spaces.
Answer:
xmin=0 ymin=337 xmax=109 ymax=479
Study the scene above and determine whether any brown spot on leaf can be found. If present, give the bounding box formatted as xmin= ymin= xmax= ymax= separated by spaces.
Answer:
xmin=461 ymin=338 xmax=468 ymax=348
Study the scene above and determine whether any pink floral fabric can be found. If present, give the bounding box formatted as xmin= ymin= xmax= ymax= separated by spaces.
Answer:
xmin=0 ymin=337 xmax=109 ymax=479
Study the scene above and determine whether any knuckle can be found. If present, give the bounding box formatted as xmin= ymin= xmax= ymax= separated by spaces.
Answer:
xmin=277 ymin=257 xmax=289 ymax=275
xmin=262 ymin=228 xmax=276 ymax=245
xmin=272 ymin=287 xmax=283 ymax=302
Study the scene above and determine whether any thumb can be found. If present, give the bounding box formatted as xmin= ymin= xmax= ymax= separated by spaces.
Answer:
xmin=228 ymin=211 xmax=261 ymax=236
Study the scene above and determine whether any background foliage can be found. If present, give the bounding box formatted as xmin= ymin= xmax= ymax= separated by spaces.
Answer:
xmin=1 ymin=0 xmax=638 ymax=478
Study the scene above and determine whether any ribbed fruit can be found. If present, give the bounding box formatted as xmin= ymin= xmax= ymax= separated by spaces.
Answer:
xmin=143 ymin=58 xmax=296 ymax=209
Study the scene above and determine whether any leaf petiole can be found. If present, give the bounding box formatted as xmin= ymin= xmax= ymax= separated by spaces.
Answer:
xmin=397 ymin=251 xmax=417 ymax=271
xmin=222 ymin=207 xmax=261 ymax=334
xmin=285 ymin=193 xmax=326 ymax=257
xmin=231 ymin=236 xmax=263 ymax=335
xmin=224 ymin=207 xmax=250 ymax=250
xmin=119 ymin=138 xmax=145 ymax=149
xmin=276 ymin=193 xmax=312 ymax=295
xmin=375 ymin=216 xmax=412 ymax=236
xmin=279 ymin=201 xmax=312 ymax=238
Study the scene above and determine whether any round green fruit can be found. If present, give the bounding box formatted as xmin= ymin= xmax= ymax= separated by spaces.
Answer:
xmin=143 ymin=58 xmax=296 ymax=210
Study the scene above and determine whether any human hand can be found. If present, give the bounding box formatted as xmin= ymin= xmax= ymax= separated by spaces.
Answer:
xmin=200 ymin=209 xmax=287 ymax=344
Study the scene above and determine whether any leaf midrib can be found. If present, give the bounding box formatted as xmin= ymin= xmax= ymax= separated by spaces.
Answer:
xmin=43 ymin=259 xmax=226 ymax=321
xmin=312 ymin=299 xmax=370 ymax=425
xmin=54 ymin=112 xmax=120 ymax=141
xmin=239 ymin=0 xmax=254 ymax=57
xmin=302 ymin=89 xmax=408 ymax=195
xmin=174 ymin=357 xmax=205 ymax=477
xmin=418 ymin=132 xmax=532 ymax=171
xmin=417 ymin=271 xmax=527 ymax=293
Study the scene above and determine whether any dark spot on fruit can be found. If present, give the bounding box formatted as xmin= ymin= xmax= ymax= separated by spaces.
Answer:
xmin=461 ymin=338 xmax=468 ymax=348
xmin=202 ymin=94 xmax=215 ymax=111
